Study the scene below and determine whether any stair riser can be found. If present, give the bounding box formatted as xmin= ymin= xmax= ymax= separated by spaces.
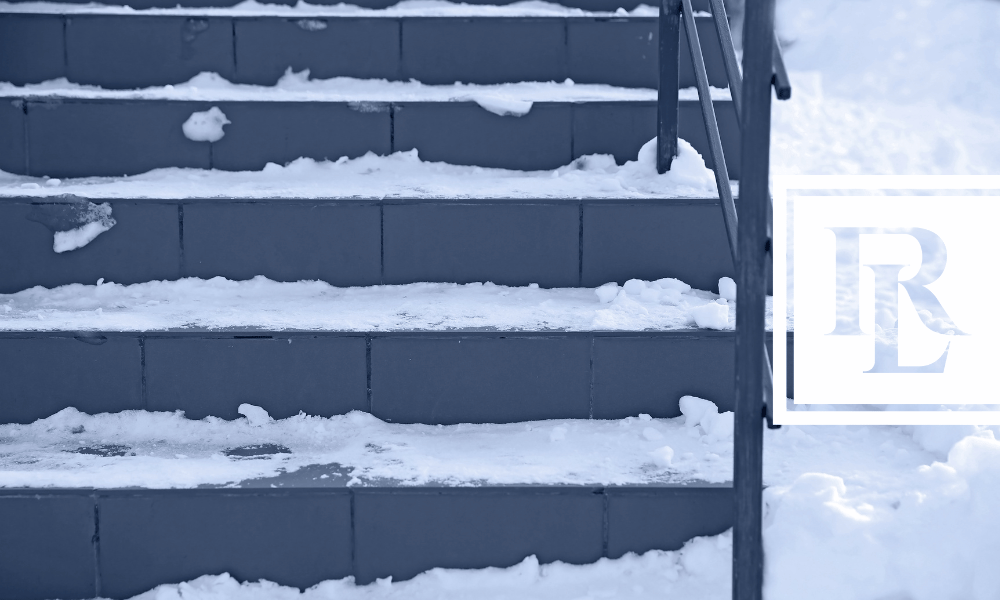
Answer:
xmin=0 ymin=99 xmax=740 ymax=176
xmin=0 ymin=199 xmax=736 ymax=293
xmin=0 ymin=486 xmax=733 ymax=600
xmin=0 ymin=331 xmax=792 ymax=425
xmin=0 ymin=15 xmax=726 ymax=89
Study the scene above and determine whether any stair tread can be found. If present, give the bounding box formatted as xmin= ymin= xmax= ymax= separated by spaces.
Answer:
xmin=0 ymin=73 xmax=731 ymax=102
xmin=0 ymin=277 xmax=777 ymax=332
xmin=0 ymin=0 xmax=662 ymax=16
xmin=0 ymin=408 xmax=735 ymax=489
xmin=1 ymin=140 xmax=732 ymax=200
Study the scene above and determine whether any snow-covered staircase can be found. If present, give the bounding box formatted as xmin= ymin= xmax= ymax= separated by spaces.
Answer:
xmin=0 ymin=0 xmax=786 ymax=598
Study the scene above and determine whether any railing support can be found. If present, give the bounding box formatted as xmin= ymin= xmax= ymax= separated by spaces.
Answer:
xmin=734 ymin=1 xmax=776 ymax=600
xmin=656 ymin=0 xmax=681 ymax=174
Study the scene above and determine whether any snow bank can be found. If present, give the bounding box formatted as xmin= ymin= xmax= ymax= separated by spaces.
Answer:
xmin=0 ymin=0 xmax=660 ymax=17
xmin=129 ymin=534 xmax=731 ymax=600
xmin=0 ymin=140 xmax=723 ymax=201
xmin=764 ymin=432 xmax=1000 ymax=600
xmin=0 ymin=405 xmax=739 ymax=488
xmin=0 ymin=70 xmax=731 ymax=104
xmin=0 ymin=276 xmax=774 ymax=332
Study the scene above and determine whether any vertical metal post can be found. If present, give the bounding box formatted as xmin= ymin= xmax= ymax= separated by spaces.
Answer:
xmin=734 ymin=0 xmax=775 ymax=599
xmin=657 ymin=0 xmax=681 ymax=174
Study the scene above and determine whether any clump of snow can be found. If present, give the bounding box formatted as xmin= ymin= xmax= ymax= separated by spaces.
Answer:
xmin=594 ymin=282 xmax=620 ymax=304
xmin=689 ymin=299 xmax=729 ymax=330
xmin=473 ymin=96 xmax=533 ymax=117
xmin=237 ymin=403 xmax=272 ymax=427
xmin=53 ymin=221 xmax=113 ymax=253
xmin=182 ymin=106 xmax=230 ymax=142
xmin=610 ymin=137 xmax=717 ymax=196
xmin=648 ymin=445 xmax=674 ymax=468
xmin=129 ymin=533 xmax=731 ymax=600
xmin=0 ymin=276 xmax=774 ymax=332
xmin=48 ymin=201 xmax=115 ymax=253
xmin=0 ymin=0 xmax=661 ymax=18
xmin=717 ymin=276 xmax=736 ymax=301
xmin=679 ymin=395 xmax=734 ymax=442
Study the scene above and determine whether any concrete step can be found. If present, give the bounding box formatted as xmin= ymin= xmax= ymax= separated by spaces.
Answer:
xmin=0 ymin=196 xmax=737 ymax=293
xmin=0 ymin=96 xmax=739 ymax=177
xmin=0 ymin=329 xmax=792 ymax=425
xmin=0 ymin=482 xmax=733 ymax=599
xmin=0 ymin=12 xmax=726 ymax=88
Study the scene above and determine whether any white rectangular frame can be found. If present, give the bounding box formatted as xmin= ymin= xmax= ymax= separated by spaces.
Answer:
xmin=771 ymin=175 xmax=1000 ymax=425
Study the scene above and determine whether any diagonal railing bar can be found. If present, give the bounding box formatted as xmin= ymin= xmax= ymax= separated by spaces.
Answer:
xmin=706 ymin=0 xmax=792 ymax=121
xmin=705 ymin=0 xmax=792 ymax=427
xmin=680 ymin=0 xmax=777 ymax=427
xmin=679 ymin=0 xmax=738 ymax=259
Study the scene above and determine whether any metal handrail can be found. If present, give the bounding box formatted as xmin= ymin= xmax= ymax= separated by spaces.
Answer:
xmin=665 ymin=2 xmax=782 ymax=598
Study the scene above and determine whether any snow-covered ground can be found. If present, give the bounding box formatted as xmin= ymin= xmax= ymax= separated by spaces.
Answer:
xmin=0 ymin=0 xmax=660 ymax=17
xmin=0 ymin=276 xmax=773 ymax=332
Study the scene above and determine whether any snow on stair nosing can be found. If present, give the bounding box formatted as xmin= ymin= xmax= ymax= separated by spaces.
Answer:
xmin=0 ymin=402 xmax=738 ymax=489
xmin=0 ymin=72 xmax=731 ymax=103
xmin=0 ymin=0 xmax=664 ymax=17
xmin=0 ymin=277 xmax=776 ymax=332
xmin=1 ymin=138 xmax=730 ymax=200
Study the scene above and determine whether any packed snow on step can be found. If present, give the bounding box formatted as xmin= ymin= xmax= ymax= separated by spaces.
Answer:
xmin=0 ymin=0 xmax=660 ymax=17
xmin=0 ymin=399 xmax=740 ymax=488
xmin=0 ymin=276 xmax=773 ymax=332
xmin=0 ymin=139 xmax=722 ymax=200
xmin=128 ymin=535 xmax=732 ymax=600
xmin=0 ymin=70 xmax=731 ymax=104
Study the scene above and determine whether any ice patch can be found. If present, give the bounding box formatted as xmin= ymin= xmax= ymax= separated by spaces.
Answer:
xmin=182 ymin=106 xmax=230 ymax=142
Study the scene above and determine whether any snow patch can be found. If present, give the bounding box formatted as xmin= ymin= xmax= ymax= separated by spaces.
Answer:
xmin=37 ymin=200 xmax=117 ymax=253
xmin=182 ymin=106 xmax=230 ymax=142
xmin=128 ymin=533 xmax=731 ymax=600
xmin=0 ymin=0 xmax=662 ymax=18
xmin=0 ymin=276 xmax=773 ymax=333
